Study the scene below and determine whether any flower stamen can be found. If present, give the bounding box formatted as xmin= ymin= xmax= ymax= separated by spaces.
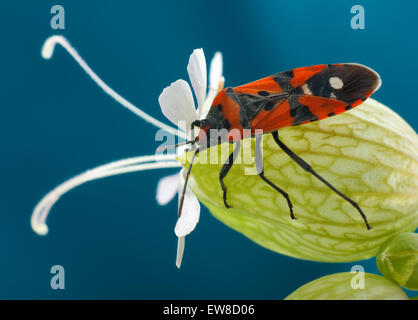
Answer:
xmin=31 ymin=154 xmax=181 ymax=235
xmin=41 ymin=35 xmax=184 ymax=138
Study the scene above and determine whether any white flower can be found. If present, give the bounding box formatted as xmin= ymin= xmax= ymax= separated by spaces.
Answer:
xmin=32 ymin=35 xmax=224 ymax=268
xmin=156 ymin=49 xmax=224 ymax=267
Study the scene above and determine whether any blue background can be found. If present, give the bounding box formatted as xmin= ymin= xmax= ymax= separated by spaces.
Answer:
xmin=0 ymin=0 xmax=416 ymax=299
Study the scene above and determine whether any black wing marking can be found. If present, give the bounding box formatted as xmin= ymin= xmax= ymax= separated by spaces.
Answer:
xmin=236 ymin=92 xmax=289 ymax=120
xmin=299 ymin=63 xmax=381 ymax=104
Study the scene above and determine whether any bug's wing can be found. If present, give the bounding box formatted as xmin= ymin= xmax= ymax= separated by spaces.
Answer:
xmin=234 ymin=63 xmax=381 ymax=131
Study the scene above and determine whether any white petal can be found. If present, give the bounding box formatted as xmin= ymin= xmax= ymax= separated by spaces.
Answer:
xmin=176 ymin=144 xmax=189 ymax=157
xmin=176 ymin=236 xmax=185 ymax=268
xmin=156 ymin=172 xmax=180 ymax=205
xmin=158 ymin=79 xmax=197 ymax=129
xmin=187 ymin=49 xmax=207 ymax=115
xmin=174 ymin=173 xmax=200 ymax=237
xmin=209 ymin=52 xmax=223 ymax=90
xmin=199 ymin=52 xmax=224 ymax=119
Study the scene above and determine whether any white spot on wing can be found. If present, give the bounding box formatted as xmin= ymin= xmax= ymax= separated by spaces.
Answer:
xmin=329 ymin=77 xmax=344 ymax=89
xmin=302 ymin=83 xmax=312 ymax=95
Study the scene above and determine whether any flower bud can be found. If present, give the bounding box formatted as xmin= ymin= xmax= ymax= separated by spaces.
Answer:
xmin=377 ymin=232 xmax=418 ymax=290
xmin=179 ymin=99 xmax=418 ymax=262
xmin=285 ymin=272 xmax=408 ymax=300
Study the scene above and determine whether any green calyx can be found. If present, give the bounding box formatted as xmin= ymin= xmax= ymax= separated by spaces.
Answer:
xmin=285 ymin=272 xmax=408 ymax=300
xmin=377 ymin=232 xmax=418 ymax=290
xmin=178 ymin=99 xmax=418 ymax=262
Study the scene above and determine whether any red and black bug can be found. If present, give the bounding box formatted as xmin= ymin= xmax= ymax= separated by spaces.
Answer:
xmin=178 ymin=63 xmax=381 ymax=230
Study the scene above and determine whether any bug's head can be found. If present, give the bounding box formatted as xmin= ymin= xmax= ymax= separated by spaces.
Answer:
xmin=157 ymin=117 xmax=230 ymax=153
xmin=193 ymin=119 xmax=230 ymax=148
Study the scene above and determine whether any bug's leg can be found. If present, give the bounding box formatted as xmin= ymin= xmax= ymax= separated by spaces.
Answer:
xmin=186 ymin=120 xmax=201 ymax=151
xmin=178 ymin=147 xmax=201 ymax=218
xmin=219 ymin=141 xmax=241 ymax=208
xmin=255 ymin=134 xmax=295 ymax=219
xmin=190 ymin=120 xmax=201 ymax=134
xmin=271 ymin=131 xmax=371 ymax=230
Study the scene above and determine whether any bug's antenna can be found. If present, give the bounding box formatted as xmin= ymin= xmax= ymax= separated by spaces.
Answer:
xmin=178 ymin=148 xmax=200 ymax=218
xmin=156 ymin=137 xmax=199 ymax=153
